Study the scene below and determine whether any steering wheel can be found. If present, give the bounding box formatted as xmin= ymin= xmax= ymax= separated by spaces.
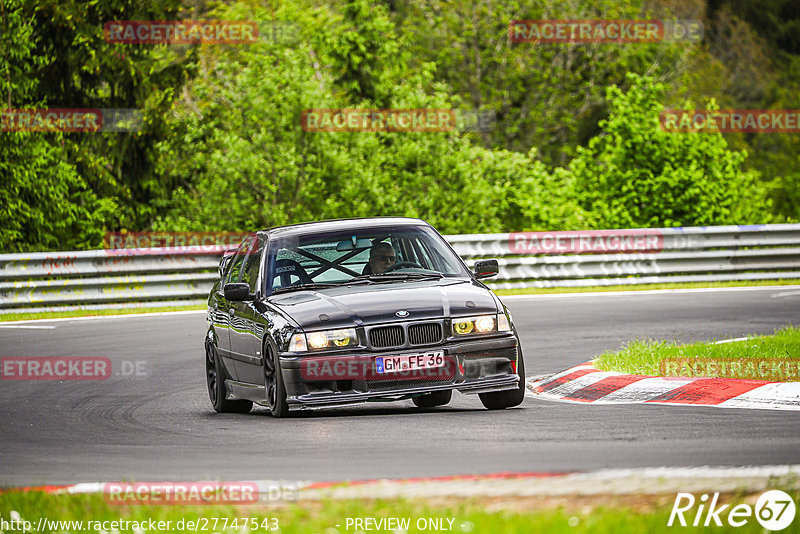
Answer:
xmin=383 ymin=261 xmax=424 ymax=273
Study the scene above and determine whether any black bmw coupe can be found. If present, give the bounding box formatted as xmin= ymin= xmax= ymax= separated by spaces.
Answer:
xmin=205 ymin=217 xmax=526 ymax=417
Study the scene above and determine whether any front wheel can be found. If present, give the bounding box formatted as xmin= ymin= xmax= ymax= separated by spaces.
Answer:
xmin=263 ymin=339 xmax=290 ymax=418
xmin=206 ymin=341 xmax=252 ymax=414
xmin=479 ymin=350 xmax=526 ymax=410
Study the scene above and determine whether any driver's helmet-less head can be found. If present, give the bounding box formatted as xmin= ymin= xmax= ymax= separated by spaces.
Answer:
xmin=368 ymin=241 xmax=397 ymax=274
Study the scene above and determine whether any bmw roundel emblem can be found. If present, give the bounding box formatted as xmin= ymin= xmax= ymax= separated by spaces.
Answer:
xmin=395 ymin=310 xmax=409 ymax=318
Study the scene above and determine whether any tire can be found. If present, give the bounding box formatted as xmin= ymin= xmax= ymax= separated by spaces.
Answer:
xmin=206 ymin=341 xmax=253 ymax=414
xmin=412 ymin=389 xmax=452 ymax=408
xmin=263 ymin=339 xmax=290 ymax=418
xmin=479 ymin=348 xmax=526 ymax=410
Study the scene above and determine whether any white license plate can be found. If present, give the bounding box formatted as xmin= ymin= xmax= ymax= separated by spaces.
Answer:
xmin=376 ymin=351 xmax=445 ymax=374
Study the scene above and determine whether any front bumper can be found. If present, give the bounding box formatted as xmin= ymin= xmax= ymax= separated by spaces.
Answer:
xmin=279 ymin=335 xmax=520 ymax=410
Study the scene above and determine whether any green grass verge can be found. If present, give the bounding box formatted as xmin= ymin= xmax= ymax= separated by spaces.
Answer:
xmin=493 ymin=278 xmax=800 ymax=295
xmin=595 ymin=326 xmax=800 ymax=381
xmin=0 ymin=305 xmax=205 ymax=323
xmin=0 ymin=490 xmax=793 ymax=533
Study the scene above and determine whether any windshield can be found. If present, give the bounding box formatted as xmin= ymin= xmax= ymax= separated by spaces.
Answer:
xmin=265 ymin=225 xmax=469 ymax=292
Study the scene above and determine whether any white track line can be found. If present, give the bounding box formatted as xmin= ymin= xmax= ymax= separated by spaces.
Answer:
xmin=713 ymin=337 xmax=751 ymax=344
xmin=0 ymin=325 xmax=56 ymax=329
xmin=500 ymin=285 xmax=800 ymax=300
xmin=772 ymin=290 xmax=800 ymax=298
xmin=0 ymin=309 xmax=206 ymax=325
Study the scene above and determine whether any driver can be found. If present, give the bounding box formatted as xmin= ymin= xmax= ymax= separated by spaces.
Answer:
xmin=367 ymin=241 xmax=397 ymax=274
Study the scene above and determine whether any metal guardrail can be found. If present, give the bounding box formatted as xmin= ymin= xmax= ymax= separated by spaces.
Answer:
xmin=2 ymin=224 xmax=799 ymax=312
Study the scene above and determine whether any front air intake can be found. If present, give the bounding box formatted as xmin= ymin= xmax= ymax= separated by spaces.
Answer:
xmin=408 ymin=322 xmax=442 ymax=346
xmin=368 ymin=325 xmax=405 ymax=349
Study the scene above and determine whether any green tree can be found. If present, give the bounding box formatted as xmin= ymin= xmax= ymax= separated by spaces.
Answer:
xmin=391 ymin=0 xmax=696 ymax=166
xmin=23 ymin=0 xmax=194 ymax=231
xmin=569 ymin=73 xmax=771 ymax=228
xmin=154 ymin=0 xmax=583 ymax=235
xmin=0 ymin=0 xmax=109 ymax=252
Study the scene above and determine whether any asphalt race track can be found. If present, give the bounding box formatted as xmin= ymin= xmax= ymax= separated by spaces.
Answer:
xmin=1 ymin=287 xmax=798 ymax=487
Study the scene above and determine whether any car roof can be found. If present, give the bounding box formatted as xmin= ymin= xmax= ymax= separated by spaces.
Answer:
xmin=258 ymin=217 xmax=431 ymax=239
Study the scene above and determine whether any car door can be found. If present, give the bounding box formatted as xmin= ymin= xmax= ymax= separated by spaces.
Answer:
xmin=230 ymin=234 xmax=267 ymax=385
xmin=215 ymin=238 xmax=251 ymax=380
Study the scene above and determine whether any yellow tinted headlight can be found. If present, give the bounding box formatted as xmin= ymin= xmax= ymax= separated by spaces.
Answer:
xmin=303 ymin=328 xmax=358 ymax=350
xmin=331 ymin=329 xmax=352 ymax=347
xmin=452 ymin=315 xmax=497 ymax=336
xmin=453 ymin=320 xmax=474 ymax=335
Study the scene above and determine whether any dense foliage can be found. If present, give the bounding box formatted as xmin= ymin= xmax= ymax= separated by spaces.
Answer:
xmin=1 ymin=0 xmax=797 ymax=251
xmin=569 ymin=74 xmax=769 ymax=228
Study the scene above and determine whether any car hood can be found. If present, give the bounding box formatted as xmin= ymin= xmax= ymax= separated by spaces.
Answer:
xmin=268 ymin=279 xmax=498 ymax=330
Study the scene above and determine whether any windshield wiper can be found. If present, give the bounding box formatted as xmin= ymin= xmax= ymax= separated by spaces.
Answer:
xmin=271 ymin=282 xmax=345 ymax=294
xmin=393 ymin=272 xmax=444 ymax=279
xmin=349 ymin=272 xmax=444 ymax=283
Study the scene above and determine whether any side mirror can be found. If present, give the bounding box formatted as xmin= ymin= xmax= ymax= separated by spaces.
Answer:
xmin=473 ymin=259 xmax=499 ymax=279
xmin=224 ymin=282 xmax=253 ymax=301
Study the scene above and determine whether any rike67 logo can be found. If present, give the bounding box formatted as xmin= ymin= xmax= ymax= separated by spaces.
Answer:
xmin=668 ymin=490 xmax=796 ymax=530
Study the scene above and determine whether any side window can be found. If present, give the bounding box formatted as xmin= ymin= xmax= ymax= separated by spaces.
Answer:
xmin=241 ymin=236 xmax=265 ymax=292
xmin=225 ymin=237 xmax=252 ymax=285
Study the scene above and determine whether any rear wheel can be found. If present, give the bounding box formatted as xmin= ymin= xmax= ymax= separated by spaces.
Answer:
xmin=412 ymin=389 xmax=452 ymax=408
xmin=263 ymin=339 xmax=290 ymax=418
xmin=479 ymin=350 xmax=526 ymax=410
xmin=206 ymin=341 xmax=252 ymax=414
